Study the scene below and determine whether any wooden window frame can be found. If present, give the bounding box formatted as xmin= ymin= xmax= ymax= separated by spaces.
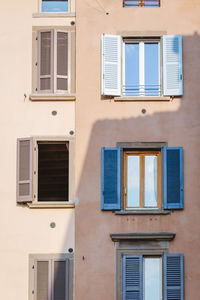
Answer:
xmin=123 ymin=0 xmax=160 ymax=7
xmin=39 ymin=0 xmax=71 ymax=13
xmin=122 ymin=38 xmax=161 ymax=97
xmin=38 ymin=29 xmax=71 ymax=94
xmin=123 ymin=150 xmax=161 ymax=210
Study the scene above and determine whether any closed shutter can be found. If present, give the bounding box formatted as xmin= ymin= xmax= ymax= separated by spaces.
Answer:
xmin=101 ymin=147 xmax=121 ymax=210
xmin=56 ymin=30 xmax=69 ymax=93
xmin=163 ymin=147 xmax=183 ymax=209
xmin=53 ymin=259 xmax=69 ymax=300
xmin=163 ymin=35 xmax=183 ymax=96
xmin=164 ymin=254 xmax=184 ymax=300
xmin=123 ymin=255 xmax=143 ymax=300
xmin=38 ymin=30 xmax=54 ymax=93
xmin=17 ymin=138 xmax=33 ymax=202
xmin=101 ymin=34 xmax=121 ymax=96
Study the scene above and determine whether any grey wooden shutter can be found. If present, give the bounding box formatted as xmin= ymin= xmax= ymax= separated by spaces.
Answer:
xmin=36 ymin=260 xmax=50 ymax=300
xmin=164 ymin=254 xmax=184 ymax=300
xmin=101 ymin=34 xmax=121 ymax=96
xmin=17 ymin=138 xmax=33 ymax=202
xmin=123 ymin=255 xmax=143 ymax=300
xmin=38 ymin=30 xmax=54 ymax=93
xmin=53 ymin=259 xmax=69 ymax=300
xmin=163 ymin=35 xmax=183 ymax=96
xmin=56 ymin=30 xmax=69 ymax=93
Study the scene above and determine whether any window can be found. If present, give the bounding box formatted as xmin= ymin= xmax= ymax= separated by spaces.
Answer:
xmin=41 ymin=0 xmax=69 ymax=12
xmin=101 ymin=144 xmax=183 ymax=212
xmin=38 ymin=30 xmax=69 ymax=93
xmin=29 ymin=254 xmax=73 ymax=300
xmin=17 ymin=137 xmax=75 ymax=207
xmin=124 ymin=150 xmax=161 ymax=210
xmin=101 ymin=34 xmax=183 ymax=98
xmin=123 ymin=0 xmax=160 ymax=7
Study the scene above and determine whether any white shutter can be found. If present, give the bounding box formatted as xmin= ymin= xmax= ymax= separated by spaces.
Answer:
xmin=163 ymin=35 xmax=183 ymax=96
xmin=101 ymin=34 xmax=121 ymax=96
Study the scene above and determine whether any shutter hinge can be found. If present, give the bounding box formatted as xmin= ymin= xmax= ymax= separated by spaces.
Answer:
xmin=36 ymin=36 xmax=38 ymax=41
xmin=34 ymin=147 xmax=36 ymax=151
xmin=35 ymin=62 xmax=37 ymax=66
xmin=32 ymin=290 xmax=34 ymax=294
xmin=32 ymin=265 xmax=34 ymax=269
xmin=34 ymin=194 xmax=36 ymax=199
xmin=35 ymin=88 xmax=37 ymax=91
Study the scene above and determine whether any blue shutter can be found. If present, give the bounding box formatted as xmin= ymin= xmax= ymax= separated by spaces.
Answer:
xmin=163 ymin=147 xmax=183 ymax=209
xmin=164 ymin=254 xmax=184 ymax=300
xmin=101 ymin=34 xmax=121 ymax=96
xmin=101 ymin=147 xmax=121 ymax=210
xmin=163 ymin=35 xmax=183 ymax=96
xmin=123 ymin=255 xmax=143 ymax=300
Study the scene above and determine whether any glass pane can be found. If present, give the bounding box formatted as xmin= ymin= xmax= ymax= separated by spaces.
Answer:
xmin=144 ymin=155 xmax=157 ymax=207
xmin=124 ymin=43 xmax=139 ymax=96
xmin=57 ymin=78 xmax=68 ymax=90
xmin=144 ymin=43 xmax=160 ymax=96
xmin=124 ymin=0 xmax=139 ymax=7
xmin=19 ymin=183 xmax=30 ymax=196
xmin=40 ymin=32 xmax=51 ymax=76
xmin=57 ymin=32 xmax=68 ymax=76
xmin=54 ymin=261 xmax=66 ymax=300
xmin=40 ymin=78 xmax=51 ymax=90
xmin=37 ymin=261 xmax=49 ymax=300
xmin=127 ymin=155 xmax=140 ymax=207
xmin=19 ymin=140 xmax=30 ymax=180
xmin=144 ymin=0 xmax=159 ymax=7
xmin=144 ymin=258 xmax=162 ymax=300
xmin=42 ymin=0 xmax=68 ymax=12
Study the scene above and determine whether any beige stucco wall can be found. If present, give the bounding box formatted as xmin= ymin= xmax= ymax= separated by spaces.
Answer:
xmin=75 ymin=0 xmax=200 ymax=299
xmin=0 ymin=1 xmax=75 ymax=299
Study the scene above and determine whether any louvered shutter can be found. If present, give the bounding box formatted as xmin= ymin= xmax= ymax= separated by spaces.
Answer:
xmin=123 ymin=255 xmax=143 ymax=300
xmin=163 ymin=147 xmax=183 ymax=209
xmin=38 ymin=30 xmax=54 ymax=93
xmin=101 ymin=34 xmax=121 ymax=96
xmin=17 ymin=138 xmax=33 ymax=202
xmin=163 ymin=35 xmax=183 ymax=96
xmin=101 ymin=147 xmax=121 ymax=210
xmin=56 ymin=30 xmax=69 ymax=93
xmin=164 ymin=254 xmax=184 ymax=300
xmin=53 ymin=259 xmax=69 ymax=300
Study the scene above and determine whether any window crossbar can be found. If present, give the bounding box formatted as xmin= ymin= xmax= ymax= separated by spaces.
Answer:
xmin=123 ymin=84 xmax=161 ymax=96
xmin=123 ymin=0 xmax=160 ymax=7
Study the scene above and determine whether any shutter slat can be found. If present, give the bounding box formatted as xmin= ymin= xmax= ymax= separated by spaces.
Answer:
xmin=163 ymin=147 xmax=183 ymax=209
xmin=101 ymin=147 xmax=121 ymax=210
xmin=101 ymin=34 xmax=121 ymax=96
xmin=123 ymin=255 xmax=143 ymax=300
xmin=163 ymin=35 xmax=183 ymax=96
xmin=164 ymin=254 xmax=184 ymax=300
xmin=17 ymin=138 xmax=33 ymax=202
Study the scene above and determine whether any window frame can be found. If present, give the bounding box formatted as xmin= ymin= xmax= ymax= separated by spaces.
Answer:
xmin=122 ymin=38 xmax=161 ymax=97
xmin=123 ymin=0 xmax=160 ymax=7
xmin=39 ymin=0 xmax=71 ymax=13
xmin=38 ymin=29 xmax=71 ymax=95
xmin=123 ymin=149 xmax=161 ymax=210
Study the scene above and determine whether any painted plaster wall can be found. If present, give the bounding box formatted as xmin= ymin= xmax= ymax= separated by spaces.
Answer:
xmin=0 ymin=1 xmax=75 ymax=299
xmin=75 ymin=0 xmax=200 ymax=299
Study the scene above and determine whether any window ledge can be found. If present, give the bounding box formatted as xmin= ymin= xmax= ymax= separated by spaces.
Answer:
xmin=115 ymin=210 xmax=171 ymax=215
xmin=110 ymin=232 xmax=176 ymax=242
xmin=32 ymin=12 xmax=76 ymax=18
xmin=114 ymin=96 xmax=171 ymax=102
xmin=29 ymin=94 xmax=76 ymax=101
xmin=28 ymin=202 xmax=75 ymax=208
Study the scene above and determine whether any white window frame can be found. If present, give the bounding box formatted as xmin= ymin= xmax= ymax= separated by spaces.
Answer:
xmin=39 ymin=0 xmax=71 ymax=13
xmin=122 ymin=38 xmax=161 ymax=97
xmin=38 ymin=29 xmax=71 ymax=94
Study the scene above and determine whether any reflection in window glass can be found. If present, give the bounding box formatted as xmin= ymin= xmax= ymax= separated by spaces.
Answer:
xmin=124 ymin=43 xmax=139 ymax=96
xmin=144 ymin=258 xmax=162 ymax=300
xmin=145 ymin=155 xmax=157 ymax=207
xmin=127 ymin=155 xmax=140 ymax=207
xmin=42 ymin=0 xmax=68 ymax=12
xmin=144 ymin=43 xmax=159 ymax=96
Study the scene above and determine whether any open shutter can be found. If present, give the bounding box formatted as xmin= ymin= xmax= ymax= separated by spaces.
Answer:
xmin=164 ymin=254 xmax=184 ymax=300
xmin=53 ymin=259 xmax=69 ymax=300
xmin=163 ymin=35 xmax=183 ymax=96
xmin=101 ymin=34 xmax=121 ymax=96
xmin=38 ymin=30 xmax=54 ymax=93
xmin=101 ymin=147 xmax=121 ymax=210
xmin=123 ymin=255 xmax=143 ymax=300
xmin=17 ymin=138 xmax=33 ymax=203
xmin=163 ymin=147 xmax=183 ymax=209
xmin=56 ymin=30 xmax=69 ymax=93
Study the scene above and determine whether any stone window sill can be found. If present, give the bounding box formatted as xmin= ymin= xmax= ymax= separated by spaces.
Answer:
xmin=32 ymin=12 xmax=75 ymax=18
xmin=115 ymin=210 xmax=171 ymax=215
xmin=29 ymin=94 xmax=76 ymax=101
xmin=114 ymin=96 xmax=171 ymax=102
xmin=28 ymin=202 xmax=75 ymax=208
